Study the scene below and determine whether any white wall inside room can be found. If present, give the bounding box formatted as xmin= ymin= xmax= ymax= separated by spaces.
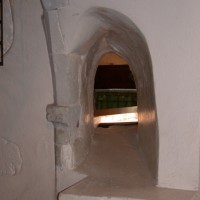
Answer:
xmin=42 ymin=0 xmax=200 ymax=192
xmin=0 ymin=1 xmax=55 ymax=200
xmin=1 ymin=0 xmax=200 ymax=200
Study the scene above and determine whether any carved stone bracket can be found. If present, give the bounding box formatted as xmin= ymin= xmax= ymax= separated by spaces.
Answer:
xmin=46 ymin=104 xmax=80 ymax=127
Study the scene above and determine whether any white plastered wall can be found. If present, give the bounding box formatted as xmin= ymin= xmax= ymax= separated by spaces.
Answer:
xmin=0 ymin=1 xmax=55 ymax=200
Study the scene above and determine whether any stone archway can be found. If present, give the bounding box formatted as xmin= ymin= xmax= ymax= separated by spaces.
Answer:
xmin=42 ymin=4 xmax=158 ymax=195
xmin=78 ymin=7 xmax=158 ymax=178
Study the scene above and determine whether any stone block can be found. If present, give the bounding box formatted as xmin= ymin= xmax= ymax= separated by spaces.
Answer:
xmin=0 ymin=137 xmax=22 ymax=176
xmin=47 ymin=104 xmax=80 ymax=127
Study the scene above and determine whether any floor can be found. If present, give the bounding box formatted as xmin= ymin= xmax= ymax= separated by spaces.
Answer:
xmin=59 ymin=125 xmax=197 ymax=200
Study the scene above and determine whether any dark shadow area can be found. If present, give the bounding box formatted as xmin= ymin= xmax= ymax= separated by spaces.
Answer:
xmin=93 ymin=53 xmax=138 ymax=127
xmin=94 ymin=65 xmax=137 ymax=110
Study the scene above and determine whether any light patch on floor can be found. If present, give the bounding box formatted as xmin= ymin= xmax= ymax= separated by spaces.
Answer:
xmin=94 ymin=106 xmax=138 ymax=126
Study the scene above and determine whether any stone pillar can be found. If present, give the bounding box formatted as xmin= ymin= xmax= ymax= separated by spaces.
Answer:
xmin=42 ymin=8 xmax=87 ymax=193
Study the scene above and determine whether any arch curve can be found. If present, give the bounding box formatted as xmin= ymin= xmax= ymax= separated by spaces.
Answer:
xmin=43 ymin=6 xmax=159 ymax=192
xmin=76 ymin=7 xmax=158 ymax=179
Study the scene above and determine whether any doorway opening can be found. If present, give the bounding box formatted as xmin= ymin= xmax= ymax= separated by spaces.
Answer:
xmin=43 ymin=6 xmax=159 ymax=196
xmin=93 ymin=53 xmax=138 ymax=127
xmin=69 ymin=52 xmax=154 ymax=197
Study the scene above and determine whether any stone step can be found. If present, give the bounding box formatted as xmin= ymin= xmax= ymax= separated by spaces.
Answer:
xmin=59 ymin=188 xmax=198 ymax=200
xmin=58 ymin=177 xmax=197 ymax=200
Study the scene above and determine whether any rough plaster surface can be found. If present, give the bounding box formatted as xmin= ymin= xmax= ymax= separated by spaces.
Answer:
xmin=0 ymin=137 xmax=22 ymax=176
xmin=1 ymin=0 xmax=199 ymax=200
xmin=3 ymin=0 xmax=14 ymax=54
xmin=0 ymin=0 xmax=55 ymax=200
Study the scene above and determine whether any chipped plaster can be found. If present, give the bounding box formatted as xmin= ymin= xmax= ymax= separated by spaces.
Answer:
xmin=0 ymin=137 xmax=22 ymax=176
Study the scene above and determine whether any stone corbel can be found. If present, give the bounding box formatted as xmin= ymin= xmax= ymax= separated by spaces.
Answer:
xmin=46 ymin=104 xmax=80 ymax=127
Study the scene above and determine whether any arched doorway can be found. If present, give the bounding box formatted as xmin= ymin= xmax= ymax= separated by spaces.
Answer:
xmin=69 ymin=52 xmax=155 ymax=194
xmin=43 ymin=6 xmax=158 ymax=194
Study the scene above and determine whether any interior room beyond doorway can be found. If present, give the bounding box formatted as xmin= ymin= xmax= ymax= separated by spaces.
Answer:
xmin=93 ymin=53 xmax=138 ymax=126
